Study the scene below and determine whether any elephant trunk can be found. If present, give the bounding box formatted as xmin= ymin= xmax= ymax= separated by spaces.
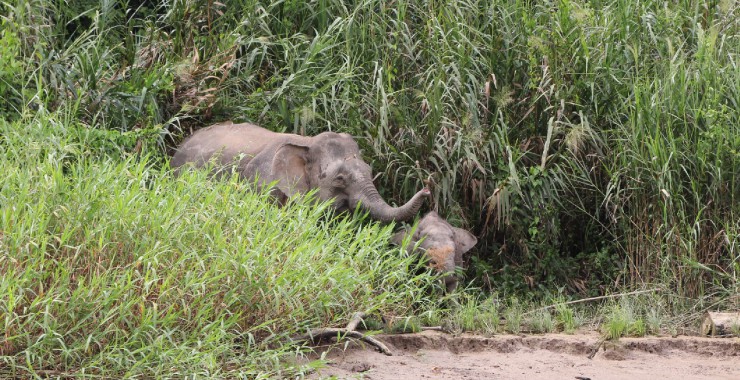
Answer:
xmin=434 ymin=248 xmax=459 ymax=293
xmin=352 ymin=182 xmax=430 ymax=223
xmin=444 ymin=275 xmax=459 ymax=293
xmin=443 ymin=260 xmax=459 ymax=293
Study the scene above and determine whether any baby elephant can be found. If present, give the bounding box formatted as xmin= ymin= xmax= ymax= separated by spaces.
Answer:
xmin=391 ymin=211 xmax=477 ymax=293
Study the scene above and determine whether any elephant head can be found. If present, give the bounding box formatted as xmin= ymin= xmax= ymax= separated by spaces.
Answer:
xmin=171 ymin=122 xmax=430 ymax=223
xmin=391 ymin=211 xmax=477 ymax=292
xmin=250 ymin=131 xmax=430 ymax=223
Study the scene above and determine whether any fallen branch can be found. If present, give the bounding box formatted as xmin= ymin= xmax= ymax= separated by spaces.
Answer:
xmin=292 ymin=312 xmax=393 ymax=356
xmin=523 ymin=288 xmax=663 ymax=316
xmin=295 ymin=328 xmax=393 ymax=356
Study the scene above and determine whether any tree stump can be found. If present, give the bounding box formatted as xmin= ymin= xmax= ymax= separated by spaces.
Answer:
xmin=700 ymin=312 xmax=740 ymax=337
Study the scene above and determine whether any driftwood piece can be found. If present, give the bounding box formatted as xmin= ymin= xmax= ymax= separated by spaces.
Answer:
xmin=700 ymin=312 xmax=740 ymax=337
xmin=292 ymin=312 xmax=393 ymax=356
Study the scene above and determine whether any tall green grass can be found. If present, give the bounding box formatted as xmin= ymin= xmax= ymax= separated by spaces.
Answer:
xmin=0 ymin=113 xmax=439 ymax=377
xmin=1 ymin=0 xmax=738 ymax=306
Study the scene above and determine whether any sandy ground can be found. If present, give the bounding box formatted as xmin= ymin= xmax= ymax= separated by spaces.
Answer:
xmin=307 ymin=331 xmax=740 ymax=380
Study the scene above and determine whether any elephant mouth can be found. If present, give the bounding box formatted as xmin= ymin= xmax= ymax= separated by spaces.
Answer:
xmin=330 ymin=198 xmax=350 ymax=212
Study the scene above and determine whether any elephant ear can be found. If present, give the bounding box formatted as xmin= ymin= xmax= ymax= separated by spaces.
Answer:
xmin=452 ymin=227 xmax=477 ymax=254
xmin=271 ymin=143 xmax=311 ymax=198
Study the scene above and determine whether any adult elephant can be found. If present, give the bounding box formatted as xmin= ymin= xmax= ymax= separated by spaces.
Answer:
xmin=171 ymin=121 xmax=430 ymax=222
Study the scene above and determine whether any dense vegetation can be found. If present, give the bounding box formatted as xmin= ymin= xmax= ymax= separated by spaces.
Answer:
xmin=1 ymin=114 xmax=442 ymax=377
xmin=1 ymin=0 xmax=738 ymax=377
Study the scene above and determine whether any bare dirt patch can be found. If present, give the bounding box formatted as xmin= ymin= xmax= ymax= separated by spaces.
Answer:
xmin=307 ymin=331 xmax=739 ymax=379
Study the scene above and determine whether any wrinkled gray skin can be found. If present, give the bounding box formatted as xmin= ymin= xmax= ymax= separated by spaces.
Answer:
xmin=171 ymin=121 xmax=430 ymax=223
xmin=391 ymin=211 xmax=477 ymax=293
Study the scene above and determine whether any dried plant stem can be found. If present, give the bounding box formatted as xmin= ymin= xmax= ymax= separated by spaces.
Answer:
xmin=523 ymin=288 xmax=663 ymax=316
xmin=421 ymin=326 xmax=445 ymax=331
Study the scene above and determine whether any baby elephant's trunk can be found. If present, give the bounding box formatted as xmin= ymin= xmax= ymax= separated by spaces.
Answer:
xmin=444 ymin=275 xmax=459 ymax=293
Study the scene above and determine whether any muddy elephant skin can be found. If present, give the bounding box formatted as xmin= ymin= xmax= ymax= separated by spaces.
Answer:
xmin=391 ymin=211 xmax=477 ymax=292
